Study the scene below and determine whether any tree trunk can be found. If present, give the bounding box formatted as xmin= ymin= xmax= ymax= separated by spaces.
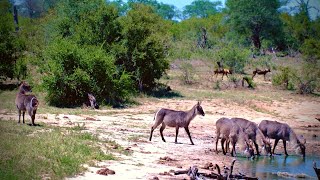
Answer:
xmin=13 ymin=5 xmax=19 ymax=32
xmin=251 ymin=34 xmax=261 ymax=49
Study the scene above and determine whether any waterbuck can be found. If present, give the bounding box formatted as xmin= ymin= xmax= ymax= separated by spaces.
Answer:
xmin=215 ymin=118 xmax=254 ymax=157
xmin=252 ymin=68 xmax=271 ymax=80
xmin=15 ymin=81 xmax=39 ymax=126
xmin=258 ymin=120 xmax=306 ymax=157
xmin=149 ymin=101 xmax=205 ymax=145
xmin=86 ymin=93 xmax=99 ymax=109
xmin=231 ymin=118 xmax=272 ymax=156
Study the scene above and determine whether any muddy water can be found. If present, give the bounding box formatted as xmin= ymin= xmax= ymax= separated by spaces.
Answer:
xmin=237 ymin=129 xmax=320 ymax=179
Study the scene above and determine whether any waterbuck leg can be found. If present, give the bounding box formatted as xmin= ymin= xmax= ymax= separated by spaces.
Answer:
xmin=18 ymin=110 xmax=21 ymax=123
xmin=174 ymin=126 xmax=179 ymax=144
xmin=231 ymin=143 xmax=236 ymax=157
xmin=253 ymin=141 xmax=260 ymax=156
xmin=22 ymin=111 xmax=25 ymax=124
xmin=184 ymin=127 xmax=194 ymax=145
xmin=149 ymin=119 xmax=163 ymax=141
xmin=283 ymin=140 xmax=288 ymax=156
xmin=160 ymin=123 xmax=166 ymax=142
xmin=215 ymin=135 xmax=220 ymax=154
xmin=31 ymin=114 xmax=36 ymax=126
xmin=149 ymin=127 xmax=154 ymax=141
xmin=221 ymin=138 xmax=226 ymax=155
xmin=273 ymin=139 xmax=280 ymax=155
xmin=225 ymin=140 xmax=230 ymax=153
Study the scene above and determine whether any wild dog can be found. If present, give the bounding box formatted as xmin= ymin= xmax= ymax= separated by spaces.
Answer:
xmin=214 ymin=69 xmax=232 ymax=80
xmin=15 ymin=82 xmax=39 ymax=126
xmin=252 ymin=68 xmax=271 ymax=80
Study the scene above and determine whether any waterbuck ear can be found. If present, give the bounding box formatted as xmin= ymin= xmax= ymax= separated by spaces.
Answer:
xmin=198 ymin=101 xmax=202 ymax=105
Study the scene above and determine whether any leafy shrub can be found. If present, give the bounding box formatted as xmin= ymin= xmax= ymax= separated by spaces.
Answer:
xmin=242 ymin=76 xmax=255 ymax=89
xmin=117 ymin=4 xmax=170 ymax=91
xmin=214 ymin=80 xmax=221 ymax=90
xmin=42 ymin=39 xmax=134 ymax=107
xmin=272 ymin=66 xmax=296 ymax=90
xmin=251 ymin=55 xmax=275 ymax=70
xmin=300 ymin=38 xmax=320 ymax=63
xmin=294 ymin=63 xmax=320 ymax=94
xmin=214 ymin=42 xmax=250 ymax=73
xmin=180 ymin=61 xmax=195 ymax=84
xmin=0 ymin=1 xmax=26 ymax=80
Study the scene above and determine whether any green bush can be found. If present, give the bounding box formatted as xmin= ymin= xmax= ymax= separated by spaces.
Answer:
xmin=300 ymin=38 xmax=320 ymax=63
xmin=214 ymin=42 xmax=250 ymax=73
xmin=242 ymin=76 xmax=255 ymax=89
xmin=0 ymin=1 xmax=26 ymax=80
xmin=180 ymin=61 xmax=195 ymax=84
xmin=42 ymin=39 xmax=134 ymax=107
xmin=272 ymin=66 xmax=296 ymax=90
xmin=294 ymin=63 xmax=320 ymax=94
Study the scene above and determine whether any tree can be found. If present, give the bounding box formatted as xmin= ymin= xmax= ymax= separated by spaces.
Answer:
xmin=42 ymin=0 xmax=134 ymax=106
xmin=0 ymin=0 xmax=26 ymax=80
xmin=226 ymin=0 xmax=282 ymax=49
xmin=182 ymin=0 xmax=222 ymax=19
xmin=127 ymin=0 xmax=179 ymax=20
xmin=117 ymin=4 xmax=170 ymax=91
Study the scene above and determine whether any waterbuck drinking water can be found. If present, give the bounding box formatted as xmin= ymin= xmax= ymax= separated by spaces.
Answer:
xmin=15 ymin=81 xmax=39 ymax=126
xmin=258 ymin=120 xmax=306 ymax=157
xmin=149 ymin=101 xmax=205 ymax=145
xmin=215 ymin=117 xmax=254 ymax=157
xmin=231 ymin=118 xmax=272 ymax=156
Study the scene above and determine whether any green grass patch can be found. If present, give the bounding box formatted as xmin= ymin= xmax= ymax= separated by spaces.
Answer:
xmin=0 ymin=120 xmax=116 ymax=180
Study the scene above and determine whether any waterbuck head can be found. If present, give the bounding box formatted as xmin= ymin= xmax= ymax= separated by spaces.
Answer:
xmin=262 ymin=139 xmax=272 ymax=156
xmin=295 ymin=137 xmax=306 ymax=157
xmin=196 ymin=101 xmax=205 ymax=116
xmin=19 ymin=81 xmax=32 ymax=94
xmin=244 ymin=141 xmax=255 ymax=159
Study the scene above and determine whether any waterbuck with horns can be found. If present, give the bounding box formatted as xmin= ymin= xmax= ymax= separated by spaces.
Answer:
xmin=149 ymin=101 xmax=205 ymax=145
xmin=258 ymin=120 xmax=306 ymax=157
xmin=15 ymin=81 xmax=39 ymax=126
xmin=215 ymin=117 xmax=254 ymax=157
xmin=231 ymin=118 xmax=272 ymax=156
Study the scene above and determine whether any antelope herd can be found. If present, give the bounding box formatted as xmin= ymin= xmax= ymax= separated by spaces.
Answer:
xmin=149 ymin=102 xmax=306 ymax=158
xmin=15 ymin=82 xmax=306 ymax=159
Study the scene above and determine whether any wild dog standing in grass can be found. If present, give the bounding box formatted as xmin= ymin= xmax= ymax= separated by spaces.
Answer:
xmin=252 ymin=68 xmax=271 ymax=80
xmin=15 ymin=81 xmax=39 ymax=126
xmin=214 ymin=69 xmax=232 ymax=80
xmin=149 ymin=101 xmax=205 ymax=145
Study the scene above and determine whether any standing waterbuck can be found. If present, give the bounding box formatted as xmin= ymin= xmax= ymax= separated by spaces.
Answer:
xmin=258 ymin=120 xmax=306 ymax=157
xmin=231 ymin=118 xmax=272 ymax=156
xmin=15 ymin=81 xmax=39 ymax=126
xmin=215 ymin=117 xmax=254 ymax=157
xmin=149 ymin=101 xmax=205 ymax=145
